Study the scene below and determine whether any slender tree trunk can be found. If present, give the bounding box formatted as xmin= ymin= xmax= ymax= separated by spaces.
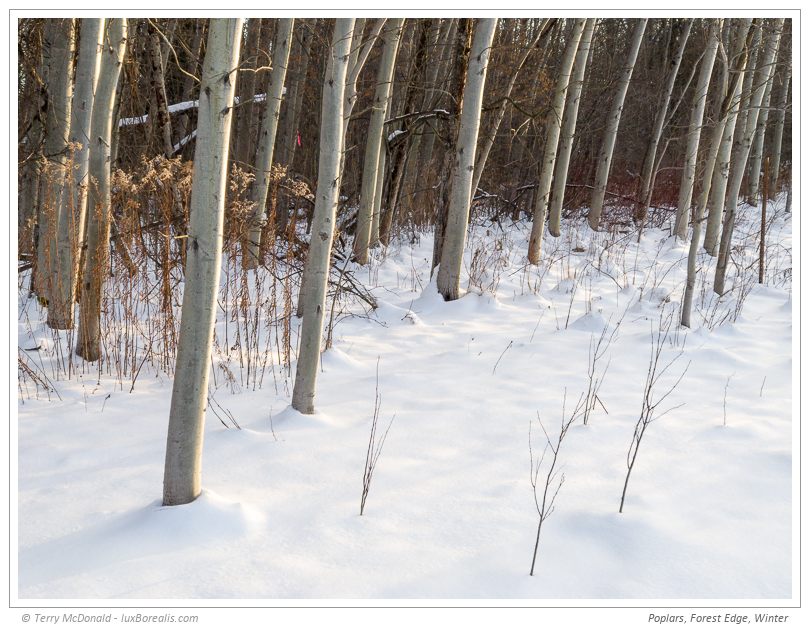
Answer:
xmin=549 ymin=19 xmax=598 ymax=236
xmin=243 ymin=18 xmax=294 ymax=270
xmin=472 ymin=19 xmax=555 ymax=199
xmin=48 ymin=19 xmax=103 ymax=329
xmin=526 ymin=19 xmax=586 ymax=265
xmin=162 ymin=18 xmax=243 ymax=506
xmin=36 ymin=19 xmax=75 ymax=307
xmin=233 ymin=18 xmax=264 ymax=169
xmin=681 ymin=20 xmax=725 ymax=328
xmin=768 ymin=64 xmax=790 ymax=193
xmin=148 ymin=23 xmax=174 ymax=157
xmin=673 ymin=21 xmax=722 ymax=240
xmin=342 ymin=19 xmax=386 ymax=147
xmin=76 ymin=19 xmax=128 ymax=361
xmin=291 ymin=19 xmax=355 ymax=415
xmin=277 ymin=21 xmax=312 ymax=171
xmin=587 ymin=19 xmax=646 ymax=231
xmin=745 ymin=58 xmax=776 ymax=204
xmin=353 ymin=19 xmax=404 ymax=264
xmin=714 ymin=19 xmax=783 ymax=295
xmin=635 ymin=18 xmax=692 ymax=225
xmin=177 ymin=20 xmax=206 ymax=141
xmin=703 ymin=19 xmax=754 ymax=256
xmin=436 ymin=18 xmax=498 ymax=301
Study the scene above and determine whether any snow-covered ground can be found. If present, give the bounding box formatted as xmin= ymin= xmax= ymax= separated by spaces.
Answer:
xmin=16 ymin=201 xmax=794 ymax=600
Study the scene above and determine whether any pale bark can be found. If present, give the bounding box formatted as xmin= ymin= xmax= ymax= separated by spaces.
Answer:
xmin=703 ymin=19 xmax=754 ymax=255
xmin=234 ymin=18 xmax=264 ymax=169
xmin=291 ymin=18 xmax=355 ymax=414
xmin=673 ymin=21 xmax=722 ymax=240
xmin=587 ymin=18 xmax=646 ymax=231
xmin=768 ymin=64 xmax=790 ymax=193
xmin=38 ymin=19 xmax=76 ymax=306
xmin=162 ymin=18 xmax=243 ymax=506
xmin=714 ymin=19 xmax=783 ymax=296
xmin=342 ymin=19 xmax=386 ymax=147
xmin=177 ymin=20 xmax=206 ymax=141
xmin=745 ymin=57 xmax=776 ymax=204
xmin=436 ymin=18 xmax=498 ymax=301
xmin=277 ymin=21 xmax=312 ymax=171
xmin=527 ymin=18 xmax=586 ymax=265
xmin=243 ymin=18 xmax=294 ymax=270
xmin=472 ymin=18 xmax=555 ymax=198
xmin=681 ymin=20 xmax=726 ymax=328
xmin=148 ymin=24 xmax=174 ymax=157
xmin=353 ymin=18 xmax=404 ymax=264
xmin=76 ymin=19 xmax=128 ymax=361
xmin=549 ymin=19 xmax=598 ymax=236
xmin=635 ymin=18 xmax=692 ymax=225
xmin=48 ymin=18 xmax=103 ymax=330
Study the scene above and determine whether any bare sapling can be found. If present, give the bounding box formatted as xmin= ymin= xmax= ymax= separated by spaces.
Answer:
xmin=619 ymin=311 xmax=689 ymax=513
xmin=529 ymin=390 xmax=585 ymax=576
xmin=583 ymin=319 xmax=621 ymax=425
xmin=360 ymin=359 xmax=395 ymax=516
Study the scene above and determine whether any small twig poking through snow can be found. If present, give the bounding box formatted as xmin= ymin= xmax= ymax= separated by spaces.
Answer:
xmin=723 ymin=374 xmax=735 ymax=426
xmin=493 ymin=340 xmax=513 ymax=375
xmin=583 ymin=319 xmax=622 ymax=425
xmin=529 ymin=390 xmax=585 ymax=576
xmin=760 ymin=376 xmax=767 ymax=398
xmin=619 ymin=311 xmax=689 ymax=513
xmin=360 ymin=358 xmax=395 ymax=516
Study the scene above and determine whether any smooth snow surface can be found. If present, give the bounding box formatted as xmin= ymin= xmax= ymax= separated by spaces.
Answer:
xmin=17 ymin=201 xmax=793 ymax=599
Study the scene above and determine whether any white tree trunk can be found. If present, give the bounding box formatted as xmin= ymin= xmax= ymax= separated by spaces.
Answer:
xmin=549 ymin=19 xmax=598 ymax=237
xmin=527 ymin=18 xmax=586 ymax=264
xmin=436 ymin=18 xmax=498 ymax=301
xmin=745 ymin=58 xmax=776 ymax=204
xmin=162 ymin=18 xmax=243 ymax=506
xmin=353 ymin=18 xmax=404 ymax=264
xmin=48 ymin=18 xmax=103 ymax=329
xmin=37 ymin=19 xmax=75 ymax=307
xmin=243 ymin=18 xmax=294 ymax=270
xmin=673 ymin=22 xmax=722 ymax=240
xmin=75 ymin=19 xmax=127 ymax=361
xmin=714 ymin=19 xmax=783 ymax=296
xmin=635 ymin=18 xmax=692 ymax=225
xmin=681 ymin=20 xmax=726 ymax=328
xmin=703 ymin=19 xmax=754 ymax=256
xmin=768 ymin=63 xmax=790 ymax=193
xmin=291 ymin=19 xmax=355 ymax=414
xmin=587 ymin=19 xmax=646 ymax=231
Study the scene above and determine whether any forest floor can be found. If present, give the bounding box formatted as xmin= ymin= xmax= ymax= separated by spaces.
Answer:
xmin=17 ymin=200 xmax=793 ymax=599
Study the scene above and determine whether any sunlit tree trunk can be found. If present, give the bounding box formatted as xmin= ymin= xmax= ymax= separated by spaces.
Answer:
xmin=549 ymin=19 xmax=598 ymax=237
xmin=291 ymin=19 xmax=355 ymax=414
xmin=162 ymin=18 xmax=243 ymax=506
xmin=48 ymin=19 xmax=103 ymax=329
xmin=36 ymin=19 xmax=75 ymax=306
xmin=703 ymin=19 xmax=754 ymax=256
xmin=243 ymin=18 xmax=294 ymax=270
xmin=673 ymin=21 xmax=722 ymax=240
xmin=714 ymin=19 xmax=783 ymax=295
xmin=76 ymin=19 xmax=128 ymax=360
xmin=353 ymin=18 xmax=404 ymax=264
xmin=768 ymin=63 xmax=790 ymax=194
xmin=745 ymin=55 xmax=776 ymax=204
xmin=527 ymin=18 xmax=585 ymax=264
xmin=587 ymin=18 xmax=646 ymax=231
xmin=436 ymin=18 xmax=498 ymax=301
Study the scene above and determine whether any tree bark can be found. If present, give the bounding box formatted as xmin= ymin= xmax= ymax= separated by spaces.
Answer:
xmin=37 ymin=19 xmax=75 ymax=306
xmin=587 ymin=18 xmax=646 ymax=231
xmin=768 ymin=63 xmax=790 ymax=194
xmin=714 ymin=19 xmax=783 ymax=296
xmin=673 ymin=20 xmax=722 ymax=240
xmin=549 ymin=19 xmax=598 ymax=236
xmin=527 ymin=18 xmax=586 ymax=264
xmin=635 ymin=18 xmax=692 ymax=226
xmin=162 ymin=18 xmax=243 ymax=506
xmin=353 ymin=18 xmax=404 ymax=264
xmin=243 ymin=18 xmax=294 ymax=270
xmin=436 ymin=18 xmax=498 ymax=301
xmin=291 ymin=18 xmax=355 ymax=414
xmin=76 ymin=19 xmax=128 ymax=361
xmin=48 ymin=18 xmax=103 ymax=329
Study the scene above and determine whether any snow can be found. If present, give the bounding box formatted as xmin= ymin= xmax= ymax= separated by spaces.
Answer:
xmin=16 ymin=199 xmax=793 ymax=600
xmin=118 ymin=92 xmax=271 ymax=127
